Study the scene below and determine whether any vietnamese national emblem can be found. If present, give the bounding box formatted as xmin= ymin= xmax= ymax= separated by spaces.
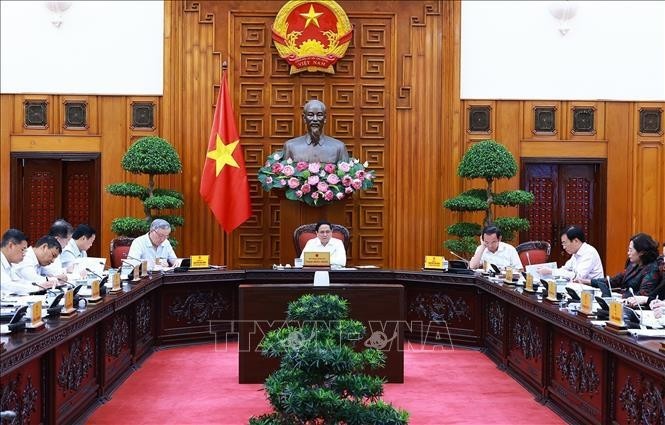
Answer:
xmin=272 ymin=0 xmax=353 ymax=74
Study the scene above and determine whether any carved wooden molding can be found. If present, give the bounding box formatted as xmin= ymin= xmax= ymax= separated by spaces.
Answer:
xmin=105 ymin=313 xmax=130 ymax=358
xmin=619 ymin=376 xmax=665 ymax=425
xmin=511 ymin=314 xmax=543 ymax=359
xmin=57 ymin=335 xmax=94 ymax=394
xmin=168 ymin=290 xmax=231 ymax=325
xmin=409 ymin=292 xmax=471 ymax=323
xmin=556 ymin=340 xmax=600 ymax=394
xmin=0 ymin=373 xmax=38 ymax=424
xmin=488 ymin=300 xmax=505 ymax=337
xmin=397 ymin=2 xmax=441 ymax=110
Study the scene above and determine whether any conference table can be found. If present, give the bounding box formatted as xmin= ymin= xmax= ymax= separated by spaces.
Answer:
xmin=1 ymin=269 xmax=663 ymax=424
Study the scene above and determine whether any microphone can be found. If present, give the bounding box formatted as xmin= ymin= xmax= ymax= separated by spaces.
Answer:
xmin=126 ymin=255 xmax=142 ymax=262
xmin=526 ymin=252 xmax=532 ymax=266
xmin=449 ymin=251 xmax=469 ymax=264
xmin=606 ymin=275 xmax=613 ymax=294
xmin=32 ymin=281 xmax=61 ymax=293
xmin=629 ymin=287 xmax=647 ymax=329
xmin=85 ymin=267 xmax=103 ymax=280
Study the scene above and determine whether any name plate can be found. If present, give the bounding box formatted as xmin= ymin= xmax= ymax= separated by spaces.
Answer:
xmin=64 ymin=290 xmax=74 ymax=311
xmin=111 ymin=271 xmax=123 ymax=293
xmin=303 ymin=251 xmax=330 ymax=267
xmin=483 ymin=260 xmax=489 ymax=272
xmin=609 ymin=300 xmax=625 ymax=327
xmin=112 ymin=271 xmax=121 ymax=287
xmin=547 ymin=280 xmax=558 ymax=302
xmin=30 ymin=302 xmax=42 ymax=325
xmin=424 ymin=256 xmax=446 ymax=270
xmin=61 ymin=289 xmax=77 ymax=316
xmin=580 ymin=290 xmax=594 ymax=315
xmin=525 ymin=273 xmax=534 ymax=292
xmin=190 ymin=255 xmax=210 ymax=268
xmin=504 ymin=267 xmax=514 ymax=283
xmin=141 ymin=260 xmax=148 ymax=277
xmin=90 ymin=280 xmax=101 ymax=299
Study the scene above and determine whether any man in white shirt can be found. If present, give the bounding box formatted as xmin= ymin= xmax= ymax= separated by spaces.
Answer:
xmin=14 ymin=235 xmax=63 ymax=289
xmin=128 ymin=219 xmax=177 ymax=267
xmin=300 ymin=221 xmax=346 ymax=267
xmin=539 ymin=225 xmax=604 ymax=281
xmin=1 ymin=229 xmax=29 ymax=296
xmin=60 ymin=224 xmax=96 ymax=269
xmin=43 ymin=219 xmax=73 ymax=279
xmin=469 ymin=226 xmax=523 ymax=270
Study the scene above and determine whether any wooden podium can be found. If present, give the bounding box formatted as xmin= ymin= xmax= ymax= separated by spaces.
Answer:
xmin=279 ymin=197 xmax=346 ymax=264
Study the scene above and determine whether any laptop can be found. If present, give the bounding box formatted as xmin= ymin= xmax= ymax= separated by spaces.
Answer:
xmin=303 ymin=251 xmax=331 ymax=267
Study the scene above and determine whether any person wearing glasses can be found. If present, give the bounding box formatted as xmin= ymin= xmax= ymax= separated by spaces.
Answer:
xmin=1 ymin=229 xmax=29 ymax=296
xmin=128 ymin=219 xmax=177 ymax=267
xmin=14 ymin=235 xmax=63 ymax=290
xmin=299 ymin=220 xmax=346 ymax=267
xmin=469 ymin=226 xmax=523 ymax=271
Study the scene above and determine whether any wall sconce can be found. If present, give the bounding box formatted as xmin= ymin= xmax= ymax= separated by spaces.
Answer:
xmin=44 ymin=1 xmax=72 ymax=29
xmin=548 ymin=1 xmax=578 ymax=36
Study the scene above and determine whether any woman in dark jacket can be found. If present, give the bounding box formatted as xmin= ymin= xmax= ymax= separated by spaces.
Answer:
xmin=617 ymin=233 xmax=661 ymax=308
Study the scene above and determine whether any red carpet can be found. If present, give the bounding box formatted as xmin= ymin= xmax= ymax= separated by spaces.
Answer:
xmin=87 ymin=342 xmax=564 ymax=425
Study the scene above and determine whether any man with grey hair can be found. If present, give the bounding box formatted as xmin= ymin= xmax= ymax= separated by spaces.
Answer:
xmin=127 ymin=219 xmax=177 ymax=267
xmin=282 ymin=100 xmax=349 ymax=164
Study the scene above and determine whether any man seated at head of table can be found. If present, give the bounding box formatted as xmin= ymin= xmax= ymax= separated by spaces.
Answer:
xmin=127 ymin=219 xmax=178 ymax=267
xmin=299 ymin=220 xmax=347 ymax=268
xmin=13 ymin=235 xmax=63 ymax=292
xmin=1 ymin=229 xmax=29 ymax=296
xmin=538 ymin=225 xmax=604 ymax=282
xmin=468 ymin=226 xmax=523 ymax=271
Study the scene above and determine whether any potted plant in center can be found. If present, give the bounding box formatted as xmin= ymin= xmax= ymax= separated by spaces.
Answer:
xmin=250 ymin=293 xmax=409 ymax=424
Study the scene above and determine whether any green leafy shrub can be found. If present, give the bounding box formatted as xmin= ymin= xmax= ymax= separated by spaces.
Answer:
xmin=106 ymin=136 xmax=184 ymax=243
xmin=250 ymin=294 xmax=409 ymax=425
xmin=443 ymin=139 xmax=534 ymax=256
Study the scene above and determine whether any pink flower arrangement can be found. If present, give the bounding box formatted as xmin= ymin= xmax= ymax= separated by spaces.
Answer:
xmin=258 ymin=152 xmax=375 ymax=207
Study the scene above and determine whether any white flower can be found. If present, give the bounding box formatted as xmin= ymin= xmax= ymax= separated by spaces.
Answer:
xmin=363 ymin=161 xmax=369 ymax=168
xmin=273 ymin=153 xmax=281 ymax=160
xmin=286 ymin=158 xmax=293 ymax=164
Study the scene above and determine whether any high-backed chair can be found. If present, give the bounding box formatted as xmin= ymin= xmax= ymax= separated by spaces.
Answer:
xmin=516 ymin=241 xmax=551 ymax=266
xmin=293 ymin=223 xmax=350 ymax=257
xmin=110 ymin=237 xmax=134 ymax=269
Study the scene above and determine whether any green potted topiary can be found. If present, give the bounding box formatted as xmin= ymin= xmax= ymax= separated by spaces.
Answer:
xmin=443 ymin=139 xmax=534 ymax=256
xmin=106 ymin=136 xmax=184 ymax=250
xmin=250 ymin=294 xmax=409 ymax=425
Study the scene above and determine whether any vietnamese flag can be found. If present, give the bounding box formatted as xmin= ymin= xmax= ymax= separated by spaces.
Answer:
xmin=200 ymin=69 xmax=251 ymax=233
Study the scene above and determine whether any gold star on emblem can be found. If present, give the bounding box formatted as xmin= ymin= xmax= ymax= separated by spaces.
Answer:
xmin=300 ymin=4 xmax=323 ymax=28
xmin=206 ymin=134 xmax=240 ymax=176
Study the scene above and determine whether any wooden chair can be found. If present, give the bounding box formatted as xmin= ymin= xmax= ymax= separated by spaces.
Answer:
xmin=293 ymin=223 xmax=350 ymax=257
xmin=516 ymin=241 xmax=551 ymax=266
xmin=109 ymin=237 xmax=134 ymax=269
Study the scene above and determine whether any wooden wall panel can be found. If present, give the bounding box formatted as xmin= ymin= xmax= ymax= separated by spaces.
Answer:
xmin=460 ymin=99 xmax=664 ymax=274
xmin=1 ymin=2 xmax=662 ymax=274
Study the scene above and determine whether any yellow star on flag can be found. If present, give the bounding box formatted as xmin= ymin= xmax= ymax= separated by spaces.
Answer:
xmin=300 ymin=4 xmax=323 ymax=28
xmin=206 ymin=134 xmax=240 ymax=176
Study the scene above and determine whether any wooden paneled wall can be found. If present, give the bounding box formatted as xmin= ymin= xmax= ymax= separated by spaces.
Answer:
xmin=1 ymin=1 xmax=662 ymax=274
xmin=460 ymin=100 xmax=664 ymax=274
